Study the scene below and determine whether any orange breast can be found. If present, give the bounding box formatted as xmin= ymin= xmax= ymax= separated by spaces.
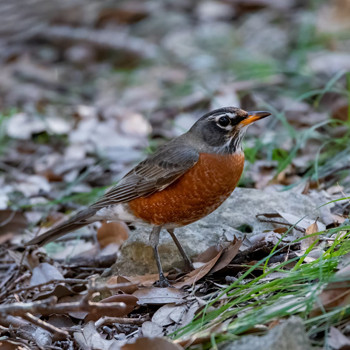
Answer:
xmin=128 ymin=152 xmax=245 ymax=227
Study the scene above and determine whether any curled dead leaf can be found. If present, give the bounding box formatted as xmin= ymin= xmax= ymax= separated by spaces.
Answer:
xmin=210 ymin=239 xmax=242 ymax=274
xmin=174 ymin=249 xmax=223 ymax=288
xmin=85 ymin=294 xmax=138 ymax=321
xmin=97 ymin=221 xmax=129 ymax=248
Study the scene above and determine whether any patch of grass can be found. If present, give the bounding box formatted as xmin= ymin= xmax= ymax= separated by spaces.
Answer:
xmin=228 ymin=57 xmax=278 ymax=81
xmin=243 ymin=68 xmax=350 ymax=189
xmin=173 ymin=217 xmax=350 ymax=348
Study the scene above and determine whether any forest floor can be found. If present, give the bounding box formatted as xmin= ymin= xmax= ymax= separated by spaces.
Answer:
xmin=1 ymin=0 xmax=350 ymax=349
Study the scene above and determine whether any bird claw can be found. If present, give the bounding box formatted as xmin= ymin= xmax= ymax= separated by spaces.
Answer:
xmin=154 ymin=273 xmax=172 ymax=288
xmin=183 ymin=261 xmax=195 ymax=273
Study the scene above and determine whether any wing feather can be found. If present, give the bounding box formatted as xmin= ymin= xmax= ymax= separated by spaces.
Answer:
xmin=90 ymin=144 xmax=199 ymax=210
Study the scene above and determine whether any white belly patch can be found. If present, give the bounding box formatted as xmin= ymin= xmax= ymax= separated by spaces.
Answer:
xmin=93 ymin=203 xmax=141 ymax=223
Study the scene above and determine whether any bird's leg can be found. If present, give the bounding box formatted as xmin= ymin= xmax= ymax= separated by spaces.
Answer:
xmin=149 ymin=226 xmax=171 ymax=288
xmin=167 ymin=229 xmax=194 ymax=272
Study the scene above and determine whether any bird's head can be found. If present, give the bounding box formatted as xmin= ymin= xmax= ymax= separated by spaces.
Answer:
xmin=188 ymin=107 xmax=271 ymax=153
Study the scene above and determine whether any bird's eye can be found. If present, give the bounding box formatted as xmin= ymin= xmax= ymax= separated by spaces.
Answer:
xmin=218 ymin=116 xmax=230 ymax=127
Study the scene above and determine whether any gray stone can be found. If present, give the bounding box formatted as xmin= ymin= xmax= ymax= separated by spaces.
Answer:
xmin=219 ymin=317 xmax=311 ymax=350
xmin=111 ymin=188 xmax=326 ymax=276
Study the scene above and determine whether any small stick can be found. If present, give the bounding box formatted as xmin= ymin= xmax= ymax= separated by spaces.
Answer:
xmin=21 ymin=313 xmax=69 ymax=340
xmin=0 ymin=278 xmax=87 ymax=301
xmin=0 ymin=296 xmax=126 ymax=318
xmin=95 ymin=316 xmax=150 ymax=328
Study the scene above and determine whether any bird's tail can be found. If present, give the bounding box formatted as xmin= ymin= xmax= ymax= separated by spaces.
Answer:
xmin=25 ymin=207 xmax=97 ymax=247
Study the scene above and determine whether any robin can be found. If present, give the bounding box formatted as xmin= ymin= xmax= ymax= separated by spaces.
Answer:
xmin=26 ymin=107 xmax=271 ymax=287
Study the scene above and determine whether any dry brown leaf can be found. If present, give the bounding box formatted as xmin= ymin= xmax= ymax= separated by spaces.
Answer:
xmin=97 ymin=221 xmax=129 ymax=248
xmin=311 ymin=265 xmax=350 ymax=317
xmin=174 ymin=249 xmax=223 ymax=288
xmin=210 ymin=239 xmax=242 ymax=274
xmin=300 ymin=221 xmax=319 ymax=252
xmin=122 ymin=337 xmax=184 ymax=350
xmin=40 ymin=169 xmax=64 ymax=182
xmin=34 ymin=284 xmax=76 ymax=301
xmin=133 ymin=287 xmax=186 ymax=305
xmin=0 ymin=340 xmax=23 ymax=350
xmin=194 ymin=245 xmax=222 ymax=263
xmin=0 ymin=210 xmax=27 ymax=235
xmin=107 ymin=275 xmax=139 ymax=294
xmin=85 ymin=294 xmax=138 ymax=321
xmin=125 ymin=274 xmax=163 ymax=287
xmin=332 ymin=103 xmax=350 ymax=122
xmin=0 ymin=232 xmax=14 ymax=244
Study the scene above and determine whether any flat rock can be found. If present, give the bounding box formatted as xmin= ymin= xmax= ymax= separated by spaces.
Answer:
xmin=219 ymin=317 xmax=311 ymax=350
xmin=111 ymin=188 xmax=326 ymax=276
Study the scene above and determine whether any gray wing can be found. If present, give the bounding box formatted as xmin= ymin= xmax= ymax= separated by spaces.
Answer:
xmin=90 ymin=143 xmax=199 ymax=210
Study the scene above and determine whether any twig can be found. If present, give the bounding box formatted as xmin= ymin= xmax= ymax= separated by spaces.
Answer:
xmin=256 ymin=217 xmax=305 ymax=233
xmin=0 ymin=295 xmax=126 ymax=318
xmin=0 ymin=278 xmax=90 ymax=301
xmin=9 ymin=278 xmax=88 ymax=294
xmin=58 ymin=253 xmax=118 ymax=268
xmin=21 ymin=312 xmax=69 ymax=340
xmin=0 ymin=270 xmax=31 ymax=301
xmin=95 ymin=315 xmax=150 ymax=328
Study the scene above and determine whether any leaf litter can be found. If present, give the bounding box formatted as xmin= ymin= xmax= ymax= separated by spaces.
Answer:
xmin=0 ymin=0 xmax=350 ymax=349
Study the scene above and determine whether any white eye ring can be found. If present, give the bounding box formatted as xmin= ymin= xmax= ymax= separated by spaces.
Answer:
xmin=215 ymin=115 xmax=233 ymax=130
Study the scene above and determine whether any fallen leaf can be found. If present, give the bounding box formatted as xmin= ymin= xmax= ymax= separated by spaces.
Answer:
xmin=0 ymin=232 xmax=14 ymax=244
xmin=122 ymin=337 xmax=183 ymax=350
xmin=107 ymin=275 xmax=139 ymax=294
xmin=141 ymin=321 xmax=163 ymax=337
xmin=0 ymin=210 xmax=27 ymax=235
xmin=0 ymin=340 xmax=25 ymax=350
xmin=97 ymin=221 xmax=129 ymax=248
xmin=300 ymin=221 xmax=319 ymax=253
xmin=30 ymin=262 xmax=64 ymax=286
xmin=178 ymin=301 xmax=200 ymax=327
xmin=174 ymin=249 xmax=223 ymax=288
xmin=194 ymin=245 xmax=222 ymax=263
xmin=328 ymin=327 xmax=350 ymax=350
xmin=133 ymin=287 xmax=186 ymax=305
xmin=6 ymin=113 xmax=46 ymax=140
xmin=126 ymin=274 xmax=163 ymax=287
xmin=47 ymin=314 xmax=75 ymax=328
xmin=257 ymin=212 xmax=326 ymax=232
xmin=74 ymin=321 xmax=120 ymax=350
xmin=311 ymin=265 xmax=350 ymax=317
xmin=332 ymin=103 xmax=350 ymax=122
xmin=34 ymin=284 xmax=76 ymax=301
xmin=210 ymin=239 xmax=242 ymax=274
xmin=152 ymin=304 xmax=186 ymax=327
xmin=85 ymin=294 xmax=138 ymax=321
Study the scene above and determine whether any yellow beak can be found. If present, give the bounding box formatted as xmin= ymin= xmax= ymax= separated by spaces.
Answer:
xmin=240 ymin=111 xmax=271 ymax=126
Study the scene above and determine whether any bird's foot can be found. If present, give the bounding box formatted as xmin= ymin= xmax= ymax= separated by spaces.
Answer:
xmin=154 ymin=273 xmax=172 ymax=288
xmin=183 ymin=261 xmax=195 ymax=273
